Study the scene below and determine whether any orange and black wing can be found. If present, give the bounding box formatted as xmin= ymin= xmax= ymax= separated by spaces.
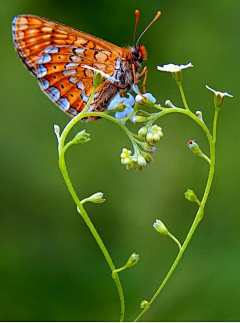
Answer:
xmin=12 ymin=15 xmax=124 ymax=116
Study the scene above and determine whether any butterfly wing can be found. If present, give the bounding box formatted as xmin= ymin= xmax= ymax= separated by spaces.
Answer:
xmin=12 ymin=15 xmax=125 ymax=116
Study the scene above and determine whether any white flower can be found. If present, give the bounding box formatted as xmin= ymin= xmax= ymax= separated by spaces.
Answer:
xmin=206 ymin=85 xmax=233 ymax=108
xmin=157 ymin=63 xmax=193 ymax=72
xmin=157 ymin=63 xmax=193 ymax=84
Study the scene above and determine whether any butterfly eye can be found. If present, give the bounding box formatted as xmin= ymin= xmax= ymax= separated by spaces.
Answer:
xmin=132 ymin=48 xmax=141 ymax=61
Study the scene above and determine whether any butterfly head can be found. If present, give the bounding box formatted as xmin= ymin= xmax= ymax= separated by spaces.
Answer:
xmin=131 ymin=44 xmax=147 ymax=63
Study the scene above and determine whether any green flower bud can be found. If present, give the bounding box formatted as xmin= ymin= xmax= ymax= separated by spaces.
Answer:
xmin=140 ymin=300 xmax=150 ymax=309
xmin=93 ymin=72 xmax=105 ymax=89
xmin=135 ymin=94 xmax=155 ymax=107
xmin=137 ymin=155 xmax=146 ymax=167
xmin=196 ymin=110 xmax=203 ymax=121
xmin=120 ymin=148 xmax=131 ymax=159
xmin=184 ymin=189 xmax=198 ymax=203
xmin=121 ymin=157 xmax=132 ymax=165
xmin=153 ymin=219 xmax=169 ymax=235
xmin=126 ymin=253 xmax=139 ymax=268
xmin=114 ymin=101 xmax=126 ymax=112
xmin=87 ymin=192 xmax=105 ymax=203
xmin=132 ymin=116 xmax=148 ymax=125
xmin=138 ymin=126 xmax=148 ymax=137
xmin=72 ymin=130 xmax=91 ymax=145
xmin=141 ymin=151 xmax=154 ymax=163
xmin=187 ymin=140 xmax=203 ymax=156
xmin=165 ymin=100 xmax=175 ymax=108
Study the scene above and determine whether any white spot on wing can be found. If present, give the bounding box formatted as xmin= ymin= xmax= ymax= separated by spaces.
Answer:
xmin=74 ymin=48 xmax=85 ymax=55
xmin=81 ymin=91 xmax=90 ymax=103
xmin=44 ymin=47 xmax=59 ymax=54
xmin=57 ymin=97 xmax=70 ymax=111
xmin=38 ymin=53 xmax=52 ymax=64
xmin=70 ymin=55 xmax=82 ymax=63
xmin=62 ymin=69 xmax=77 ymax=76
xmin=66 ymin=107 xmax=78 ymax=117
xmin=77 ymin=81 xmax=84 ymax=90
xmin=69 ymin=76 xmax=78 ymax=84
xmin=46 ymin=86 xmax=60 ymax=101
xmin=65 ymin=62 xmax=79 ymax=69
xmin=115 ymin=58 xmax=120 ymax=70
xmin=39 ymin=78 xmax=49 ymax=90
xmin=37 ymin=64 xmax=48 ymax=78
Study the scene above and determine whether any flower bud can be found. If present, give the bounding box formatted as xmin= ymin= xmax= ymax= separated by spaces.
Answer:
xmin=138 ymin=126 xmax=148 ymax=137
xmin=146 ymin=133 xmax=154 ymax=143
xmin=187 ymin=140 xmax=203 ymax=157
xmin=196 ymin=110 xmax=203 ymax=121
xmin=54 ymin=124 xmax=60 ymax=138
xmin=153 ymin=219 xmax=169 ymax=235
xmin=165 ymin=100 xmax=175 ymax=108
xmin=120 ymin=148 xmax=131 ymax=159
xmin=135 ymin=93 xmax=156 ymax=107
xmin=87 ymin=192 xmax=105 ymax=203
xmin=132 ymin=116 xmax=148 ymax=124
xmin=153 ymin=133 xmax=160 ymax=142
xmin=72 ymin=129 xmax=91 ymax=144
xmin=140 ymin=300 xmax=150 ymax=309
xmin=184 ymin=189 xmax=198 ymax=203
xmin=93 ymin=72 xmax=105 ymax=89
xmin=114 ymin=101 xmax=126 ymax=112
xmin=137 ymin=155 xmax=146 ymax=167
xmin=141 ymin=151 xmax=154 ymax=163
xmin=141 ymin=142 xmax=156 ymax=153
xmin=126 ymin=253 xmax=139 ymax=268
xmin=121 ymin=157 xmax=132 ymax=165
xmin=120 ymin=148 xmax=134 ymax=168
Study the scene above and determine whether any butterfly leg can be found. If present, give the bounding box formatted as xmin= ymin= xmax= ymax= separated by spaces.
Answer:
xmin=137 ymin=67 xmax=148 ymax=94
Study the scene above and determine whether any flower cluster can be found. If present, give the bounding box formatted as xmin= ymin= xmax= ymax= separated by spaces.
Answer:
xmin=139 ymin=125 xmax=163 ymax=144
xmin=120 ymin=148 xmax=148 ymax=171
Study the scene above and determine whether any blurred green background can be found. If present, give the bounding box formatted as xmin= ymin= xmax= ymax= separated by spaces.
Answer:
xmin=1 ymin=0 xmax=239 ymax=321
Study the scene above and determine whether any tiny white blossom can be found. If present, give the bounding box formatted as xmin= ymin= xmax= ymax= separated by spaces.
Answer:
xmin=206 ymin=85 xmax=233 ymax=98
xmin=206 ymin=85 xmax=233 ymax=108
xmin=157 ymin=63 xmax=193 ymax=73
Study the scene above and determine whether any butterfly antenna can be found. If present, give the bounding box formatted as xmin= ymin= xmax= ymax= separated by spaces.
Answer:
xmin=133 ymin=10 xmax=140 ymax=45
xmin=136 ymin=11 xmax=161 ymax=45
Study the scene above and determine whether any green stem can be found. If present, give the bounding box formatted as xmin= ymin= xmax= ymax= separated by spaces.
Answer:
xmin=57 ymin=92 xmax=126 ymax=322
xmin=134 ymin=106 xmax=218 ymax=322
xmin=58 ymin=153 xmax=125 ymax=321
xmin=178 ymin=83 xmax=190 ymax=111
xmin=167 ymin=232 xmax=182 ymax=251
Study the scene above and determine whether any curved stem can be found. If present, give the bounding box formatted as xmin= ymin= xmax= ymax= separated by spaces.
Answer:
xmin=57 ymin=92 xmax=126 ymax=321
xmin=58 ymin=152 xmax=125 ymax=321
xmin=134 ymin=106 xmax=218 ymax=322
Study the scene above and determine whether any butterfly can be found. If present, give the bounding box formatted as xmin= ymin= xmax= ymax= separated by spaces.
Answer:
xmin=12 ymin=11 xmax=160 ymax=119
